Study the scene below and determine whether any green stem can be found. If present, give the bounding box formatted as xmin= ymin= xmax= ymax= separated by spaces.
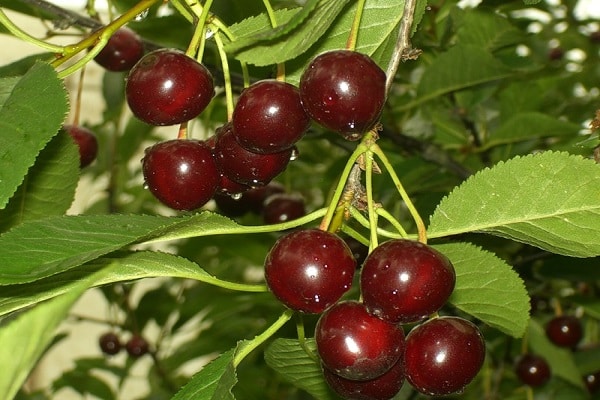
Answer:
xmin=339 ymin=224 xmax=369 ymax=247
xmin=296 ymin=314 xmax=318 ymax=362
xmin=57 ymin=35 xmax=108 ymax=78
xmin=214 ymin=31 xmax=234 ymax=121
xmin=364 ymin=150 xmax=379 ymax=250
xmin=233 ymin=309 xmax=293 ymax=367
xmin=370 ymin=144 xmax=427 ymax=243
xmin=194 ymin=271 xmax=267 ymax=292
xmin=375 ymin=207 xmax=408 ymax=238
xmin=347 ymin=205 xmax=404 ymax=240
xmin=345 ymin=0 xmax=367 ymax=50
xmin=0 ymin=9 xmax=64 ymax=52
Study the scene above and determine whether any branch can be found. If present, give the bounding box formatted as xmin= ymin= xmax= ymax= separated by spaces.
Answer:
xmin=17 ymin=0 xmax=103 ymax=29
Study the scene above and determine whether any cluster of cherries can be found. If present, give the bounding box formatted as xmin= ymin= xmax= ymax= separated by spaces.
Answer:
xmin=264 ymin=229 xmax=486 ymax=399
xmin=99 ymin=331 xmax=150 ymax=358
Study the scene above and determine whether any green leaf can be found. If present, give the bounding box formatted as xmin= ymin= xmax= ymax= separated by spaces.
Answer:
xmin=228 ymin=0 xmax=351 ymax=66
xmin=400 ymin=45 xmax=513 ymax=110
xmin=0 ymin=251 xmax=266 ymax=318
xmin=435 ymin=243 xmax=529 ymax=338
xmin=0 ymin=130 xmax=79 ymax=232
xmin=0 ymin=62 xmax=69 ymax=209
xmin=483 ymin=112 xmax=581 ymax=150
xmin=265 ymin=338 xmax=335 ymax=400
xmin=528 ymin=318 xmax=585 ymax=389
xmin=428 ymin=152 xmax=600 ymax=257
xmin=0 ymin=53 xmax=54 ymax=78
xmin=455 ymin=11 xmax=524 ymax=51
xmin=0 ymin=284 xmax=86 ymax=400
xmin=171 ymin=349 xmax=236 ymax=400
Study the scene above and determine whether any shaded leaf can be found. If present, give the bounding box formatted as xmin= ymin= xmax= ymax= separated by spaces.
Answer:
xmin=171 ymin=349 xmax=236 ymax=400
xmin=456 ymin=11 xmax=524 ymax=51
xmin=428 ymin=152 xmax=600 ymax=257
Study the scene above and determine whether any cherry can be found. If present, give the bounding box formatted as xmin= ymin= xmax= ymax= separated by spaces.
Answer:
xmin=548 ymin=47 xmax=564 ymax=61
xmin=94 ymin=27 xmax=144 ymax=72
xmin=264 ymin=229 xmax=356 ymax=313
xmin=404 ymin=316 xmax=485 ymax=396
xmin=262 ymin=193 xmax=306 ymax=224
xmin=299 ymin=50 xmax=386 ymax=140
xmin=545 ymin=315 xmax=583 ymax=348
xmin=98 ymin=332 xmax=121 ymax=355
xmin=322 ymin=357 xmax=405 ymax=400
xmin=62 ymin=124 xmax=98 ymax=168
xmin=126 ymin=49 xmax=214 ymax=126
xmin=142 ymin=139 xmax=219 ymax=211
xmin=213 ymin=192 xmax=252 ymax=217
xmin=315 ymin=301 xmax=404 ymax=381
xmin=243 ymin=181 xmax=285 ymax=214
xmin=232 ymin=80 xmax=310 ymax=154
xmin=125 ymin=335 xmax=149 ymax=357
xmin=213 ymin=123 xmax=292 ymax=187
xmin=515 ymin=354 xmax=551 ymax=387
xmin=360 ymin=239 xmax=455 ymax=324
xmin=584 ymin=371 xmax=600 ymax=393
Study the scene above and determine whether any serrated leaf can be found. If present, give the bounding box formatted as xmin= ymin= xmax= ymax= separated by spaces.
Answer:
xmin=0 ymin=283 xmax=86 ymax=400
xmin=435 ymin=243 xmax=529 ymax=338
xmin=455 ymin=11 xmax=524 ymax=51
xmin=528 ymin=318 xmax=585 ymax=389
xmin=265 ymin=338 xmax=336 ymax=400
xmin=0 ymin=130 xmax=79 ymax=232
xmin=483 ymin=112 xmax=581 ymax=150
xmin=428 ymin=152 xmax=600 ymax=257
xmin=171 ymin=349 xmax=236 ymax=400
xmin=228 ymin=0 xmax=351 ymax=66
xmin=0 ymin=251 xmax=266 ymax=318
xmin=0 ymin=62 xmax=69 ymax=209
xmin=0 ymin=53 xmax=54 ymax=77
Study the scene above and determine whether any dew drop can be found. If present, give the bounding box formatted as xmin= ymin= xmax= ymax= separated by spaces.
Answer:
xmin=289 ymin=147 xmax=300 ymax=161
xmin=143 ymin=183 xmax=149 ymax=190
xmin=230 ymin=192 xmax=243 ymax=200
xmin=134 ymin=9 xmax=149 ymax=21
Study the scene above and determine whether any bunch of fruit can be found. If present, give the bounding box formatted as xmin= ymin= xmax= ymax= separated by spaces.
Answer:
xmin=99 ymin=331 xmax=150 ymax=358
xmin=264 ymin=229 xmax=486 ymax=399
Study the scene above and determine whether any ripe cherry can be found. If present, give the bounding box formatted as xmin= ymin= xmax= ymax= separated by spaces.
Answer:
xmin=515 ymin=354 xmax=551 ymax=387
xmin=62 ymin=124 xmax=98 ymax=168
xmin=404 ymin=316 xmax=485 ymax=396
xmin=315 ymin=301 xmax=404 ymax=381
xmin=99 ymin=332 xmax=121 ymax=355
xmin=125 ymin=335 xmax=149 ymax=357
xmin=264 ymin=229 xmax=355 ymax=313
xmin=299 ymin=50 xmax=386 ymax=140
xmin=545 ymin=315 xmax=583 ymax=348
xmin=360 ymin=239 xmax=455 ymax=324
xmin=232 ymin=80 xmax=310 ymax=154
xmin=94 ymin=27 xmax=144 ymax=72
xmin=243 ymin=181 xmax=286 ymax=214
xmin=142 ymin=139 xmax=219 ymax=211
xmin=213 ymin=123 xmax=292 ymax=187
xmin=262 ymin=193 xmax=306 ymax=224
xmin=126 ymin=49 xmax=214 ymax=126
xmin=584 ymin=370 xmax=600 ymax=393
xmin=322 ymin=357 xmax=405 ymax=400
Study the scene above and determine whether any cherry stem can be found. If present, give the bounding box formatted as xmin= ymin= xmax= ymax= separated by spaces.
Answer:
xmin=177 ymin=122 xmax=188 ymax=140
xmin=346 ymin=0 xmax=367 ymax=51
xmin=375 ymin=207 xmax=409 ymax=238
xmin=296 ymin=314 xmax=319 ymax=362
xmin=0 ymin=8 xmax=64 ymax=53
xmin=233 ymin=309 xmax=293 ymax=367
xmin=214 ymin=31 xmax=234 ymax=121
xmin=347 ymin=205 xmax=403 ymax=240
xmin=72 ymin=65 xmax=86 ymax=126
xmin=364 ymin=150 xmax=379 ymax=250
xmin=340 ymin=224 xmax=370 ymax=246
xmin=261 ymin=0 xmax=285 ymax=79
xmin=370 ymin=144 xmax=427 ymax=243
xmin=183 ymin=0 xmax=214 ymax=60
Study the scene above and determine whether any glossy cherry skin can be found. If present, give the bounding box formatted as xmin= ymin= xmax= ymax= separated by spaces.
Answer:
xmin=515 ymin=354 xmax=551 ymax=387
xmin=404 ymin=317 xmax=485 ymax=396
xmin=545 ymin=315 xmax=583 ymax=348
xmin=232 ymin=80 xmax=310 ymax=154
xmin=62 ymin=124 xmax=98 ymax=168
xmin=126 ymin=49 xmax=214 ymax=126
xmin=94 ymin=27 xmax=144 ymax=72
xmin=262 ymin=193 xmax=306 ymax=224
xmin=142 ymin=139 xmax=219 ymax=211
xmin=99 ymin=332 xmax=121 ymax=355
xmin=323 ymin=357 xmax=405 ymax=400
xmin=315 ymin=301 xmax=405 ymax=381
xmin=125 ymin=335 xmax=149 ymax=357
xmin=584 ymin=370 xmax=600 ymax=393
xmin=299 ymin=50 xmax=386 ymax=140
xmin=360 ymin=239 xmax=455 ymax=324
xmin=264 ymin=229 xmax=356 ymax=313
xmin=213 ymin=123 xmax=292 ymax=187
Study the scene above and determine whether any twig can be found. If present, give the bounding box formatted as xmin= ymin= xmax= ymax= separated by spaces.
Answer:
xmin=18 ymin=0 xmax=103 ymax=29
xmin=384 ymin=0 xmax=422 ymax=95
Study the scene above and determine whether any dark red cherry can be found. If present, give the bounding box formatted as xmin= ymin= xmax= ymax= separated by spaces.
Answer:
xmin=99 ymin=332 xmax=121 ymax=355
xmin=126 ymin=49 xmax=214 ymax=126
xmin=142 ymin=139 xmax=219 ymax=210
xmin=125 ymin=335 xmax=149 ymax=357
xmin=584 ymin=371 xmax=600 ymax=393
xmin=299 ymin=50 xmax=386 ymax=140
xmin=360 ymin=239 xmax=455 ymax=324
xmin=213 ymin=123 xmax=292 ymax=187
xmin=62 ymin=124 xmax=98 ymax=168
xmin=404 ymin=317 xmax=485 ymax=396
xmin=262 ymin=193 xmax=306 ymax=224
xmin=243 ymin=181 xmax=286 ymax=214
xmin=315 ymin=301 xmax=405 ymax=381
xmin=232 ymin=80 xmax=310 ymax=153
xmin=515 ymin=354 xmax=551 ymax=387
xmin=94 ymin=27 xmax=144 ymax=72
xmin=264 ymin=229 xmax=356 ymax=313
xmin=323 ymin=357 xmax=405 ymax=400
xmin=545 ymin=315 xmax=583 ymax=348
